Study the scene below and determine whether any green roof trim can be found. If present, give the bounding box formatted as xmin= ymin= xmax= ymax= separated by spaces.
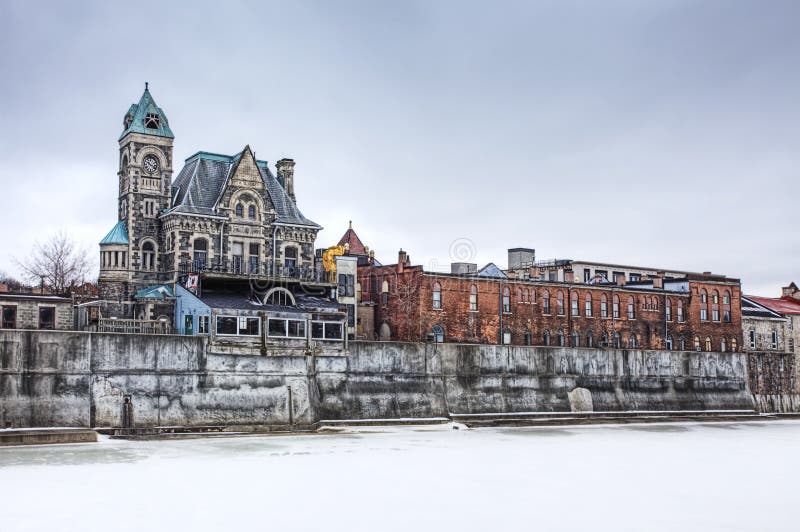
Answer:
xmin=119 ymin=85 xmax=175 ymax=140
xmin=99 ymin=220 xmax=129 ymax=245
xmin=185 ymin=150 xmax=269 ymax=167
xmin=134 ymin=285 xmax=175 ymax=300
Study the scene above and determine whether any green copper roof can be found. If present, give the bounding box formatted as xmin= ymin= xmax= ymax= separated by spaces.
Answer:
xmin=119 ymin=84 xmax=174 ymax=140
xmin=134 ymin=285 xmax=175 ymax=300
xmin=99 ymin=220 xmax=129 ymax=245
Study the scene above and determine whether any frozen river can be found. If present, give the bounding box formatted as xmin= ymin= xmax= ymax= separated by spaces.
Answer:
xmin=1 ymin=421 xmax=798 ymax=532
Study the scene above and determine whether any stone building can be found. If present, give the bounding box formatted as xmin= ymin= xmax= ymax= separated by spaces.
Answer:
xmin=359 ymin=250 xmax=743 ymax=351
xmin=0 ymin=294 xmax=73 ymax=331
xmin=97 ymin=85 xmax=345 ymax=348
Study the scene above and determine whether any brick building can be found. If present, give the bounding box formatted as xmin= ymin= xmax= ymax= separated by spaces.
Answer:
xmin=358 ymin=250 xmax=743 ymax=351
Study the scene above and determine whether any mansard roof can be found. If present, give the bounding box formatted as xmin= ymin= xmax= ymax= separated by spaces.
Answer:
xmin=166 ymin=147 xmax=320 ymax=228
xmin=119 ymin=85 xmax=174 ymax=140
xmin=99 ymin=220 xmax=129 ymax=245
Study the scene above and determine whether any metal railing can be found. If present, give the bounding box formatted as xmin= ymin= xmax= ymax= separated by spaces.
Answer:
xmin=179 ymin=259 xmax=330 ymax=283
xmin=98 ymin=318 xmax=173 ymax=335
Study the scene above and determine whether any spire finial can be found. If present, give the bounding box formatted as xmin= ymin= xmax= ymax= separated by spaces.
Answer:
xmin=349 ymin=220 xmax=352 ymax=230
xmin=145 ymin=81 xmax=149 ymax=90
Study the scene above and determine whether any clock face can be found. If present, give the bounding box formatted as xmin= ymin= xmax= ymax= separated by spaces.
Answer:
xmin=143 ymin=155 xmax=159 ymax=175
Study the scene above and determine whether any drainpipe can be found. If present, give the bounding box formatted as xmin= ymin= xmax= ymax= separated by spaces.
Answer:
xmin=272 ymin=226 xmax=279 ymax=275
xmin=219 ymin=219 xmax=226 ymax=271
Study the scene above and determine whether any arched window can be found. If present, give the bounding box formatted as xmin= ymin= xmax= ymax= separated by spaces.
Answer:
xmin=248 ymin=205 xmax=256 ymax=219
xmin=613 ymin=332 xmax=621 ymax=348
xmin=678 ymin=336 xmax=685 ymax=351
xmin=586 ymin=333 xmax=594 ymax=347
xmin=235 ymin=203 xmax=244 ymax=217
xmin=557 ymin=291 xmax=565 ymax=316
xmin=704 ymin=337 xmax=712 ymax=352
xmin=693 ymin=336 xmax=701 ymax=351
xmin=627 ymin=296 xmax=635 ymax=319
xmin=677 ymin=300 xmax=684 ymax=322
xmin=665 ymin=334 xmax=673 ymax=350
xmin=264 ymin=287 xmax=296 ymax=307
xmin=502 ymin=286 xmax=511 ymax=313
xmin=720 ymin=338 xmax=727 ymax=352
xmin=731 ymin=337 xmax=738 ymax=351
xmin=524 ymin=329 xmax=531 ymax=346
xmin=629 ymin=334 xmax=637 ymax=348
xmin=142 ymin=241 xmax=155 ymax=270
xmin=432 ymin=282 xmax=442 ymax=309
xmin=193 ymin=238 xmax=208 ymax=269
xmin=723 ymin=290 xmax=732 ymax=322
xmin=530 ymin=288 xmax=536 ymax=303
xmin=601 ymin=333 xmax=609 ymax=347
xmin=712 ymin=290 xmax=719 ymax=304
xmin=570 ymin=292 xmax=579 ymax=316
xmin=557 ymin=329 xmax=565 ymax=346
xmin=542 ymin=290 xmax=551 ymax=314
xmin=432 ymin=325 xmax=444 ymax=343
xmin=600 ymin=294 xmax=608 ymax=318
xmin=612 ymin=294 xmax=620 ymax=319
xmin=543 ymin=330 xmax=551 ymax=346
xmin=571 ymin=330 xmax=580 ymax=347
xmin=381 ymin=280 xmax=389 ymax=305
xmin=711 ymin=290 xmax=720 ymax=321
xmin=517 ymin=287 xmax=524 ymax=303
xmin=469 ymin=285 xmax=478 ymax=311
xmin=666 ymin=297 xmax=672 ymax=321
xmin=584 ymin=293 xmax=593 ymax=317
xmin=700 ymin=289 xmax=708 ymax=321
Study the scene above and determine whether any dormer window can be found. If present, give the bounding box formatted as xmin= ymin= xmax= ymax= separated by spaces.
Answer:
xmin=144 ymin=112 xmax=160 ymax=129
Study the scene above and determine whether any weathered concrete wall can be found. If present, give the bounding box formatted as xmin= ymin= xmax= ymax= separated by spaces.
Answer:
xmin=315 ymin=342 xmax=753 ymax=420
xmin=0 ymin=331 xmax=754 ymax=429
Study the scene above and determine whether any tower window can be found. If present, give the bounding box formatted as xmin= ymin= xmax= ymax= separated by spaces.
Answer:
xmin=144 ymin=113 xmax=160 ymax=129
xmin=235 ymin=203 xmax=244 ymax=217
xmin=248 ymin=205 xmax=256 ymax=219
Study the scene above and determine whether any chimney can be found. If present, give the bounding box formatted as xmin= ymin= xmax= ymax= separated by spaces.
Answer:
xmin=397 ymin=249 xmax=407 ymax=273
xmin=616 ymin=275 xmax=626 ymax=286
xmin=565 ymin=270 xmax=575 ymax=283
xmin=276 ymin=158 xmax=296 ymax=202
xmin=782 ymin=284 xmax=799 ymax=299
xmin=369 ymin=249 xmax=375 ymax=266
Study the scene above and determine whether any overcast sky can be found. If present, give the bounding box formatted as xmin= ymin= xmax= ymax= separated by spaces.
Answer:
xmin=0 ymin=0 xmax=798 ymax=295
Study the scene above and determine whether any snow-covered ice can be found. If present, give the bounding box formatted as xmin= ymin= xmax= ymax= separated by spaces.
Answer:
xmin=1 ymin=421 xmax=798 ymax=532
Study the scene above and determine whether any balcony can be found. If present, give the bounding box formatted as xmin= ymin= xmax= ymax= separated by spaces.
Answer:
xmin=179 ymin=258 xmax=333 ymax=284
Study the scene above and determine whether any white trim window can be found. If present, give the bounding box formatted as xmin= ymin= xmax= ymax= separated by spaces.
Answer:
xmin=267 ymin=318 xmax=307 ymax=339
xmin=198 ymin=315 xmax=209 ymax=334
xmin=216 ymin=315 xmax=260 ymax=336
xmin=311 ymin=320 xmax=344 ymax=340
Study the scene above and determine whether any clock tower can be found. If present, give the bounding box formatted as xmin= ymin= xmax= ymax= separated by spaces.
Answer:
xmin=99 ymin=84 xmax=174 ymax=309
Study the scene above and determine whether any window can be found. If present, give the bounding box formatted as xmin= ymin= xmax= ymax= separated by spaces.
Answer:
xmin=789 ymin=338 xmax=794 ymax=353
xmin=143 ymin=199 xmax=157 ymax=217
xmin=771 ymin=331 xmax=778 ymax=350
xmin=586 ymin=333 xmax=594 ymax=348
xmin=712 ymin=290 xmax=719 ymax=304
xmin=248 ymin=205 xmax=256 ymax=219
xmin=543 ymin=330 xmax=550 ymax=346
xmin=666 ymin=298 xmax=672 ymax=321
xmin=613 ymin=332 xmax=621 ymax=348
xmin=612 ymin=295 xmax=620 ymax=319
xmin=723 ymin=292 xmax=730 ymax=305
xmin=571 ymin=294 xmax=579 ymax=317
xmin=630 ymin=273 xmax=641 ymax=282
xmin=694 ymin=336 xmax=701 ymax=351
xmin=232 ymin=242 xmax=244 ymax=274
xmin=432 ymin=325 xmax=445 ymax=343
xmin=700 ymin=290 xmax=708 ymax=303
xmin=629 ymin=334 xmax=637 ymax=349
xmin=665 ymin=334 xmax=673 ymax=350
xmin=595 ymin=269 xmax=608 ymax=281
xmin=193 ymin=238 xmax=208 ymax=270
xmin=144 ymin=112 xmax=160 ymax=129
xmin=720 ymin=338 xmax=727 ymax=352
xmin=312 ymin=320 xmax=344 ymax=340
xmin=723 ymin=310 xmax=731 ymax=323
xmin=470 ymin=285 xmax=478 ymax=312
xmin=267 ymin=318 xmax=306 ymax=338
xmin=557 ymin=291 xmax=565 ymax=316
xmin=284 ymin=246 xmax=298 ymax=269
xmin=382 ymin=280 xmax=389 ymax=305
xmin=235 ymin=203 xmax=244 ymax=217
xmin=524 ymin=329 xmax=532 ymax=346
xmin=198 ymin=315 xmax=209 ymax=334
xmin=142 ymin=241 xmax=155 ymax=270
xmin=249 ymin=243 xmax=260 ymax=274
xmin=600 ymin=295 xmax=608 ymax=318
xmin=704 ymin=337 xmax=712 ymax=352
xmin=749 ymin=330 xmax=756 ymax=349
xmin=678 ymin=336 xmax=685 ymax=351
xmin=1 ymin=306 xmax=16 ymax=329
xmin=677 ymin=301 xmax=684 ymax=322
xmin=613 ymin=272 xmax=625 ymax=283
xmin=557 ymin=330 xmax=564 ymax=346
xmin=502 ymin=329 xmax=511 ymax=345
xmin=432 ymin=282 xmax=442 ymax=309
xmin=700 ymin=308 xmax=708 ymax=321
xmin=338 ymin=274 xmax=355 ymax=298
xmin=216 ymin=316 xmax=260 ymax=336
xmin=38 ymin=307 xmax=56 ymax=330
xmin=502 ymin=286 xmax=511 ymax=313
xmin=627 ymin=296 xmax=635 ymax=319
xmin=584 ymin=293 xmax=593 ymax=317
xmin=700 ymin=289 xmax=708 ymax=321
xmin=584 ymin=269 xmax=592 ymax=283
xmin=571 ymin=331 xmax=580 ymax=347
xmin=542 ymin=290 xmax=550 ymax=314
xmin=731 ymin=337 xmax=738 ymax=352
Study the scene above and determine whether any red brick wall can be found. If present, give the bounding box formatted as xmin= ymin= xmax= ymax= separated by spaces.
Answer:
xmin=358 ymin=265 xmax=743 ymax=351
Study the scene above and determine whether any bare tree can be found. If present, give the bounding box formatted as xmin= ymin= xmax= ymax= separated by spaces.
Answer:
xmin=15 ymin=231 xmax=93 ymax=294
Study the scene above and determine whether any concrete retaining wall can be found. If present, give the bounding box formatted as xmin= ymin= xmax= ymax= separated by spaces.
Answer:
xmin=0 ymin=331 xmax=754 ymax=429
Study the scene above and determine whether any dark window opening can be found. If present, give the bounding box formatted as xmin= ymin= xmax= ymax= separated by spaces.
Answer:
xmin=144 ymin=112 xmax=160 ymax=129
xmin=1 ymin=306 xmax=17 ymax=329
xmin=38 ymin=307 xmax=55 ymax=330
